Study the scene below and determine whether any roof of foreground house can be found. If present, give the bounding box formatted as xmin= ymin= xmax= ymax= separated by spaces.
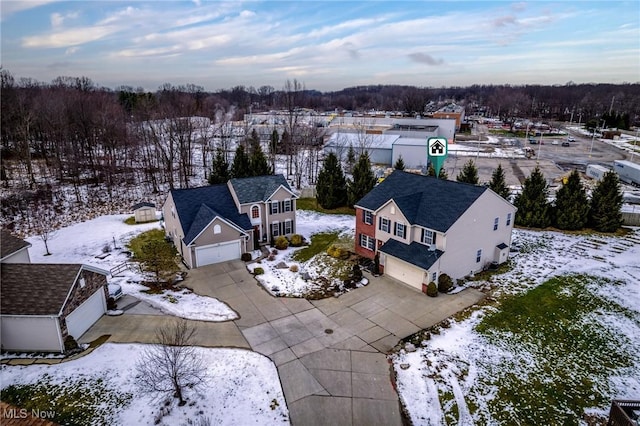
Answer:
xmin=379 ymin=239 xmax=444 ymax=271
xmin=355 ymin=170 xmax=488 ymax=232
xmin=229 ymin=174 xmax=296 ymax=204
xmin=0 ymin=230 xmax=31 ymax=261
xmin=170 ymin=184 xmax=253 ymax=245
xmin=1 ymin=263 xmax=107 ymax=316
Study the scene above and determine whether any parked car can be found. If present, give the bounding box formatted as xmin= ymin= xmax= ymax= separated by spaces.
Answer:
xmin=552 ymin=140 xmax=559 ymax=145
xmin=108 ymin=283 xmax=123 ymax=300
xmin=567 ymin=136 xmax=576 ymax=142
xmin=562 ymin=141 xmax=571 ymax=147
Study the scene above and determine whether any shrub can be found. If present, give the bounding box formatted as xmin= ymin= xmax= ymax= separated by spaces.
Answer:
xmin=253 ymin=267 xmax=265 ymax=275
xmin=426 ymin=281 xmax=438 ymax=297
xmin=351 ymin=264 xmax=363 ymax=281
xmin=241 ymin=252 xmax=252 ymax=262
xmin=271 ymin=248 xmax=278 ymax=255
xmin=106 ymin=297 xmax=117 ymax=311
xmin=327 ymin=245 xmax=349 ymax=260
xmin=267 ymin=254 xmax=275 ymax=261
xmin=290 ymin=234 xmax=304 ymax=247
xmin=289 ymin=264 xmax=299 ymax=272
xmin=274 ymin=236 xmax=289 ymax=250
xmin=438 ymin=274 xmax=453 ymax=293
xmin=64 ymin=335 xmax=79 ymax=352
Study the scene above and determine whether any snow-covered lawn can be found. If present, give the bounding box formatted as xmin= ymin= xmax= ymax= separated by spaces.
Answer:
xmin=25 ymin=214 xmax=237 ymax=321
xmin=393 ymin=228 xmax=640 ymax=424
xmin=0 ymin=343 xmax=289 ymax=425
xmin=247 ymin=210 xmax=363 ymax=297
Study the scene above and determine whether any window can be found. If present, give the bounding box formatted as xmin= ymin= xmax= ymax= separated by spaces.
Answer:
xmin=493 ymin=217 xmax=499 ymax=231
xmin=431 ymin=272 xmax=437 ymax=282
xmin=213 ymin=224 xmax=221 ymax=234
xmin=284 ymin=220 xmax=293 ymax=235
xmin=363 ymin=210 xmax=373 ymax=225
xmin=476 ymin=249 xmax=482 ymax=263
xmin=79 ymin=277 xmax=86 ymax=288
xmin=284 ymin=199 xmax=292 ymax=212
xmin=270 ymin=201 xmax=280 ymax=215
xmin=506 ymin=213 xmax=512 ymax=226
xmin=271 ymin=222 xmax=280 ymax=237
xmin=360 ymin=234 xmax=375 ymax=251
xmin=251 ymin=206 xmax=260 ymax=219
xmin=394 ymin=222 xmax=406 ymax=239
xmin=171 ymin=206 xmax=175 ymax=218
xmin=421 ymin=229 xmax=436 ymax=245
xmin=379 ymin=217 xmax=391 ymax=233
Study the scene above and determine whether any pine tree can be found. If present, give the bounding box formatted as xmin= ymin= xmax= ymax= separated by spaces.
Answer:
xmin=316 ymin=152 xmax=348 ymax=209
xmin=250 ymin=141 xmax=272 ymax=176
xmin=208 ymin=148 xmax=230 ymax=185
xmin=428 ymin=164 xmax=449 ymax=179
xmin=269 ymin=129 xmax=279 ymax=171
xmin=348 ymin=153 xmax=376 ymax=206
xmin=456 ymin=159 xmax=479 ymax=184
xmin=554 ymin=170 xmax=589 ymax=230
xmin=489 ymin=164 xmax=510 ymax=199
xmin=589 ymin=171 xmax=623 ymax=232
xmin=230 ymin=144 xmax=251 ymax=178
xmin=346 ymin=144 xmax=356 ymax=173
xmin=514 ymin=166 xmax=551 ymax=228
xmin=394 ymin=156 xmax=406 ymax=171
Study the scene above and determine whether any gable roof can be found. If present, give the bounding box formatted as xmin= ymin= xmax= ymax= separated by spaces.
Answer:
xmin=132 ymin=202 xmax=155 ymax=210
xmin=0 ymin=263 xmax=104 ymax=316
xmin=229 ymin=174 xmax=296 ymax=204
xmin=355 ymin=170 xmax=487 ymax=232
xmin=379 ymin=239 xmax=444 ymax=271
xmin=170 ymin=184 xmax=253 ymax=245
xmin=1 ymin=230 xmax=31 ymax=260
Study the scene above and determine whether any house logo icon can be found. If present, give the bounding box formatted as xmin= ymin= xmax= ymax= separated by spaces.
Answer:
xmin=428 ymin=137 xmax=447 ymax=157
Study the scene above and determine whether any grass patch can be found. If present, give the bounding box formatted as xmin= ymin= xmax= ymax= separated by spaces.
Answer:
xmin=296 ymin=198 xmax=355 ymax=216
xmin=293 ymin=232 xmax=340 ymax=262
xmin=473 ymin=274 xmax=637 ymax=424
xmin=124 ymin=216 xmax=136 ymax=225
xmin=127 ymin=229 xmax=167 ymax=258
xmin=1 ymin=374 xmax=132 ymax=425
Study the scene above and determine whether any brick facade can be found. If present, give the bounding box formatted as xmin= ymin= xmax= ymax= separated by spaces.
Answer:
xmin=354 ymin=208 xmax=377 ymax=259
xmin=59 ymin=270 xmax=108 ymax=338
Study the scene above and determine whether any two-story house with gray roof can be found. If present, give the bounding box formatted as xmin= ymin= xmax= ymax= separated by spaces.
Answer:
xmin=163 ymin=174 xmax=297 ymax=268
xmin=354 ymin=170 xmax=516 ymax=292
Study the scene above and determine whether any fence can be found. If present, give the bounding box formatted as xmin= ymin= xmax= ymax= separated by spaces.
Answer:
xmin=607 ymin=400 xmax=640 ymax=426
xmin=622 ymin=212 xmax=640 ymax=226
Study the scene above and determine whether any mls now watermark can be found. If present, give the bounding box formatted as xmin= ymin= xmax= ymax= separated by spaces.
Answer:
xmin=3 ymin=407 xmax=56 ymax=420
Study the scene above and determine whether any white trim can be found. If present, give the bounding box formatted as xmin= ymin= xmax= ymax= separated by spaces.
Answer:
xmin=0 ymin=245 xmax=32 ymax=262
xmin=265 ymin=184 xmax=298 ymax=202
xmin=187 ymin=215 xmax=249 ymax=245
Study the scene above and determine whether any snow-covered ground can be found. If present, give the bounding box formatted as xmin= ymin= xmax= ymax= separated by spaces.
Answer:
xmin=393 ymin=227 xmax=640 ymax=424
xmin=25 ymin=214 xmax=237 ymax=321
xmin=0 ymin=343 xmax=288 ymax=425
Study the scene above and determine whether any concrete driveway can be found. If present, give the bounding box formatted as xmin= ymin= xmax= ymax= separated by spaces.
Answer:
xmin=185 ymin=260 xmax=485 ymax=426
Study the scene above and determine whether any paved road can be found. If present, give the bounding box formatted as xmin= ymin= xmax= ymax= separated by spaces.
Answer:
xmin=79 ymin=260 xmax=484 ymax=425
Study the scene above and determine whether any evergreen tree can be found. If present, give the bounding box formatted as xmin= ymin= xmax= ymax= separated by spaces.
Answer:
xmin=316 ymin=152 xmax=348 ymax=209
xmin=250 ymin=141 xmax=272 ymax=176
xmin=554 ymin=170 xmax=589 ymax=230
xmin=589 ymin=171 xmax=623 ymax=232
xmin=456 ymin=159 xmax=479 ymax=184
xmin=489 ymin=164 xmax=510 ymax=199
xmin=394 ymin=156 xmax=406 ymax=171
xmin=514 ymin=166 xmax=552 ymax=228
xmin=428 ymin=164 xmax=448 ymax=179
xmin=208 ymin=148 xmax=230 ymax=185
xmin=348 ymin=153 xmax=376 ymax=206
xmin=230 ymin=144 xmax=251 ymax=178
xmin=269 ymin=129 xmax=279 ymax=171
xmin=346 ymin=144 xmax=356 ymax=173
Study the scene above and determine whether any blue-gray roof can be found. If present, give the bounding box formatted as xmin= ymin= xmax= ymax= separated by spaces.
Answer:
xmin=132 ymin=202 xmax=155 ymax=210
xmin=229 ymin=174 xmax=295 ymax=204
xmin=355 ymin=170 xmax=486 ymax=232
xmin=379 ymin=239 xmax=444 ymax=271
xmin=170 ymin=185 xmax=252 ymax=245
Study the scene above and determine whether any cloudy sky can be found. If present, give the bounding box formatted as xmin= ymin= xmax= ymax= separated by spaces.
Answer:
xmin=1 ymin=1 xmax=638 ymax=92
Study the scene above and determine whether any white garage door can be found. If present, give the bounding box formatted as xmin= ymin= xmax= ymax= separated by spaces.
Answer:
xmin=66 ymin=289 xmax=106 ymax=339
xmin=195 ymin=240 xmax=242 ymax=267
xmin=385 ymin=256 xmax=425 ymax=290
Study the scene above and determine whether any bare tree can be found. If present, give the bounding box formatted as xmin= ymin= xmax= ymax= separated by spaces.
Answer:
xmin=29 ymin=205 xmax=58 ymax=255
xmin=136 ymin=319 xmax=208 ymax=406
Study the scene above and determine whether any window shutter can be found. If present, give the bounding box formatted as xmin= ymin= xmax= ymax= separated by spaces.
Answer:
xmin=432 ymin=231 xmax=436 ymax=244
xmin=403 ymin=226 xmax=406 ymax=239
xmin=378 ymin=218 xmax=382 ymax=230
xmin=279 ymin=222 xmax=283 ymax=236
xmin=421 ymin=229 xmax=425 ymax=243
xmin=280 ymin=201 xmax=284 ymax=213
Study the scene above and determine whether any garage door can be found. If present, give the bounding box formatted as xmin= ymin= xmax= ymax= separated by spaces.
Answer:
xmin=66 ymin=289 xmax=106 ymax=339
xmin=385 ymin=256 xmax=425 ymax=290
xmin=195 ymin=239 xmax=242 ymax=267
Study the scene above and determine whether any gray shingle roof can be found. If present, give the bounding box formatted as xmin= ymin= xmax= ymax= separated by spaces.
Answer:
xmin=355 ymin=170 xmax=487 ymax=232
xmin=1 ymin=263 xmax=82 ymax=315
xmin=132 ymin=202 xmax=155 ymax=210
xmin=379 ymin=239 xmax=444 ymax=271
xmin=170 ymin=184 xmax=253 ymax=245
xmin=1 ymin=230 xmax=31 ymax=260
xmin=229 ymin=174 xmax=295 ymax=204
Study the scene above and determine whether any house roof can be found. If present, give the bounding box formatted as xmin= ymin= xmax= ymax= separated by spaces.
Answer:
xmin=355 ymin=170 xmax=487 ymax=232
xmin=132 ymin=202 xmax=155 ymax=210
xmin=325 ymin=133 xmax=400 ymax=150
xmin=1 ymin=230 xmax=31 ymax=260
xmin=170 ymin=184 xmax=253 ymax=245
xmin=1 ymin=263 xmax=89 ymax=316
xmin=229 ymin=174 xmax=296 ymax=204
xmin=379 ymin=239 xmax=444 ymax=271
